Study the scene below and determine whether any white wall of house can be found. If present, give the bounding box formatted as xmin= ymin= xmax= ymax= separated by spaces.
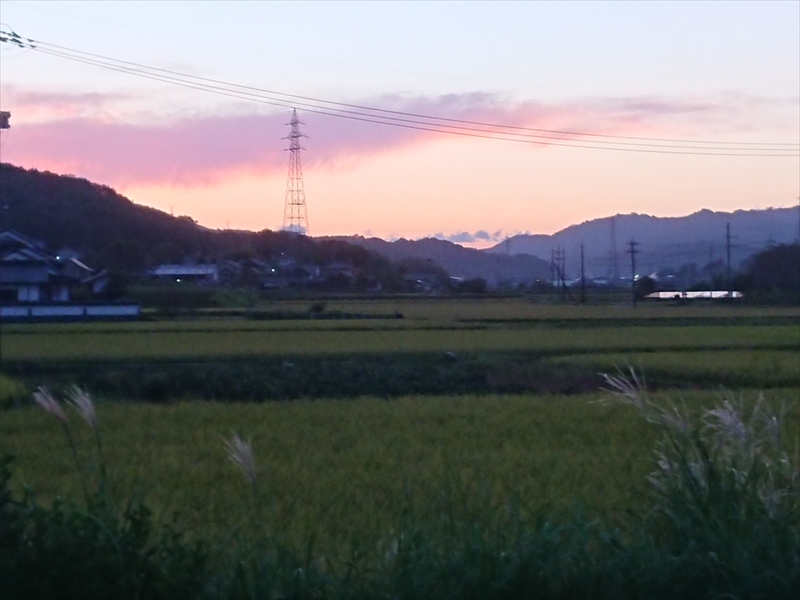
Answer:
xmin=52 ymin=285 xmax=70 ymax=302
xmin=17 ymin=284 xmax=40 ymax=302
xmin=1 ymin=304 xmax=141 ymax=320
xmin=31 ymin=305 xmax=84 ymax=317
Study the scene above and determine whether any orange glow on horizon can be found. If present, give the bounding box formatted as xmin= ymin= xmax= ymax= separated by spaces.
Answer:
xmin=119 ymin=134 xmax=799 ymax=241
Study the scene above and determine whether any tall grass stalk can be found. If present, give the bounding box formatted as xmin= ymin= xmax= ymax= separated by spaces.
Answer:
xmin=32 ymin=386 xmax=90 ymax=505
xmin=65 ymin=385 xmax=108 ymax=490
xmin=3 ymin=388 xmax=208 ymax=599
xmin=600 ymin=368 xmax=799 ymax=571
xmin=223 ymin=432 xmax=258 ymax=505
xmin=8 ymin=382 xmax=799 ymax=598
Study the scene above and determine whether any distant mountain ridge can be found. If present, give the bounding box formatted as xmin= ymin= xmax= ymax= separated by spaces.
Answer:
xmin=3 ymin=162 xmax=796 ymax=287
xmin=487 ymin=208 xmax=800 ymax=278
xmin=328 ymin=235 xmax=551 ymax=285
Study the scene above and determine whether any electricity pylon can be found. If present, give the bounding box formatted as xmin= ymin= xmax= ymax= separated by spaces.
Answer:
xmin=282 ymin=109 xmax=309 ymax=234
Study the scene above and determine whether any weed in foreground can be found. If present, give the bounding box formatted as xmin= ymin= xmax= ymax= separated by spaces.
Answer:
xmin=214 ymin=373 xmax=798 ymax=599
xmin=2 ymin=381 xmax=798 ymax=599
xmin=0 ymin=388 xmax=207 ymax=600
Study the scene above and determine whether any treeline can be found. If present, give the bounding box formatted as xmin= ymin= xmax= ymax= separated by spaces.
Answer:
xmin=0 ymin=163 xmax=449 ymax=292
xmin=737 ymin=243 xmax=800 ymax=292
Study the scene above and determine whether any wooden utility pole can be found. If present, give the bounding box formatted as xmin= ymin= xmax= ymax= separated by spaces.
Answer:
xmin=627 ymin=239 xmax=639 ymax=307
xmin=726 ymin=222 xmax=732 ymax=298
xmin=580 ymin=243 xmax=586 ymax=305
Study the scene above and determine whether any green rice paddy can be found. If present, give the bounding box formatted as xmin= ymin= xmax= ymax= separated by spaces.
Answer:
xmin=1 ymin=298 xmax=798 ymax=597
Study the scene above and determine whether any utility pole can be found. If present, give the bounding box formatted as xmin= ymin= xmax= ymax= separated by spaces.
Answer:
xmin=580 ymin=243 xmax=586 ymax=305
xmin=0 ymin=111 xmax=10 ymax=228
xmin=607 ymin=216 xmax=620 ymax=284
xmin=796 ymin=196 xmax=800 ymax=245
xmin=551 ymin=248 xmax=558 ymax=299
xmin=559 ymin=246 xmax=566 ymax=302
xmin=627 ymin=239 xmax=639 ymax=307
xmin=726 ymin=222 xmax=732 ymax=298
xmin=551 ymin=247 xmax=566 ymax=302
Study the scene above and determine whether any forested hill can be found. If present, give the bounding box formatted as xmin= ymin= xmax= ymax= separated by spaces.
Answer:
xmin=1 ymin=163 xmax=209 ymax=264
xmin=486 ymin=206 xmax=800 ymax=277
xmin=333 ymin=235 xmax=552 ymax=286
xmin=0 ymin=163 xmax=393 ymax=276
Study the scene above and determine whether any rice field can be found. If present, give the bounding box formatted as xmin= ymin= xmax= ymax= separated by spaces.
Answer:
xmin=1 ymin=323 xmax=797 ymax=361
xmin=1 ymin=300 xmax=797 ymax=525
xmin=210 ymin=297 xmax=800 ymax=322
xmin=1 ymin=299 xmax=798 ymax=597
xmin=549 ymin=349 xmax=800 ymax=387
xmin=2 ymin=389 xmax=796 ymax=547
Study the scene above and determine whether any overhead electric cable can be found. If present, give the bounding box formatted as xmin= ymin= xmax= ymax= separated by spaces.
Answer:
xmin=3 ymin=29 xmax=798 ymax=157
xmin=33 ymin=42 xmax=798 ymax=147
xmin=34 ymin=39 xmax=799 ymax=151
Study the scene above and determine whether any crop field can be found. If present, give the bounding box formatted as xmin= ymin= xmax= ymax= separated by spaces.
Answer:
xmin=2 ymin=323 xmax=799 ymax=361
xmin=1 ymin=388 xmax=797 ymax=537
xmin=0 ymin=395 xmax=659 ymax=537
xmin=1 ymin=298 xmax=798 ymax=598
xmin=224 ymin=297 xmax=800 ymax=322
xmin=548 ymin=349 xmax=800 ymax=387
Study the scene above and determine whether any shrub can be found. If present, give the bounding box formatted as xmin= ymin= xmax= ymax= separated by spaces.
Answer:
xmin=0 ymin=387 xmax=208 ymax=599
xmin=3 ymin=379 xmax=798 ymax=599
xmin=0 ymin=375 xmax=28 ymax=410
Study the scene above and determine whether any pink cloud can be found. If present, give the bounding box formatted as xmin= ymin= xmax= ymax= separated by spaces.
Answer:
xmin=1 ymin=90 xmax=794 ymax=188
xmin=4 ymin=113 xmax=287 ymax=186
xmin=2 ymin=87 xmax=134 ymax=123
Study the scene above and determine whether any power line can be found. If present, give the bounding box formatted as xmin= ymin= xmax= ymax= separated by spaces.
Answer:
xmin=32 ymin=44 xmax=798 ymax=157
xmin=33 ymin=39 xmax=800 ymax=148
xmin=2 ymin=29 xmax=798 ymax=157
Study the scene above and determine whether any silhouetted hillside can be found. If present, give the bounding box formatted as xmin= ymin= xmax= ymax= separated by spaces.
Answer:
xmin=487 ymin=208 xmax=800 ymax=279
xmin=331 ymin=235 xmax=551 ymax=286
xmin=0 ymin=163 xmax=403 ymax=288
xmin=1 ymin=163 xmax=218 ymax=263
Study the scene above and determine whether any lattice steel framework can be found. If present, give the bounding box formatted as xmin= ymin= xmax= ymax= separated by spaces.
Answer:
xmin=282 ymin=109 xmax=309 ymax=234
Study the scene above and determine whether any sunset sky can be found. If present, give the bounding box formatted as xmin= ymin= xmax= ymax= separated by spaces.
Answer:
xmin=1 ymin=1 xmax=798 ymax=247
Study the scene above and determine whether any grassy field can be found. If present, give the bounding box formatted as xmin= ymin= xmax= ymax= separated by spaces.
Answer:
xmin=1 ymin=299 xmax=798 ymax=598
xmin=2 ymin=301 xmax=797 ymax=400
xmin=2 ymin=323 xmax=798 ymax=360
xmin=3 ymin=298 xmax=798 ymax=331
xmin=3 ymin=389 xmax=797 ymax=544
xmin=548 ymin=348 xmax=800 ymax=387
xmin=0 ymin=394 xmax=653 ymax=533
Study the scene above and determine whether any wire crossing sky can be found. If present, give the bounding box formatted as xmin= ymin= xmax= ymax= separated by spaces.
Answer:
xmin=0 ymin=1 xmax=798 ymax=244
xmin=4 ymin=28 xmax=797 ymax=157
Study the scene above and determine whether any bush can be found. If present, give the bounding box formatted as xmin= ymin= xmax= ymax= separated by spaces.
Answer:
xmin=0 ymin=375 xmax=28 ymax=410
xmin=4 ymin=381 xmax=798 ymax=599
xmin=0 ymin=462 xmax=208 ymax=600
xmin=0 ymin=387 xmax=208 ymax=599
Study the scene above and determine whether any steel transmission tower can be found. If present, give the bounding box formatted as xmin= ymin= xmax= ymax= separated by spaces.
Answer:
xmin=282 ymin=109 xmax=309 ymax=234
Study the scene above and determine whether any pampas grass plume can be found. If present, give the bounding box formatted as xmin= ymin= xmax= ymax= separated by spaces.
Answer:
xmin=224 ymin=432 xmax=257 ymax=486
xmin=33 ymin=386 xmax=67 ymax=424
xmin=66 ymin=385 xmax=97 ymax=429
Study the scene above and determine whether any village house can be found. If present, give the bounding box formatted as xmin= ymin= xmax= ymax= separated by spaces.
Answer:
xmin=0 ymin=229 xmax=90 ymax=303
xmin=149 ymin=263 xmax=219 ymax=285
xmin=0 ymin=229 xmax=137 ymax=321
